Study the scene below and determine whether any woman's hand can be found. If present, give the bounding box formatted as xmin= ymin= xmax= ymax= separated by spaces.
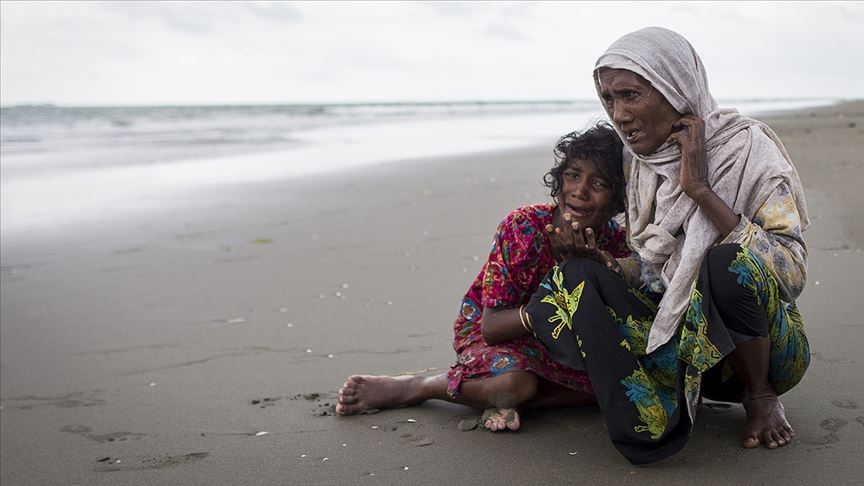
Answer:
xmin=668 ymin=115 xmax=711 ymax=201
xmin=667 ymin=114 xmax=741 ymax=237
xmin=546 ymin=213 xmax=620 ymax=272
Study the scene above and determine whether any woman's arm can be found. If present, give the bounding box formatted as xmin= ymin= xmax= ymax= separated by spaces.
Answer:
xmin=669 ymin=115 xmax=740 ymax=237
xmin=480 ymin=306 xmax=532 ymax=345
xmin=669 ymin=116 xmax=807 ymax=300
xmin=720 ymin=183 xmax=808 ymax=301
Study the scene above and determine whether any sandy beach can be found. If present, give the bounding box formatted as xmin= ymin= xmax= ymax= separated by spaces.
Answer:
xmin=1 ymin=101 xmax=862 ymax=485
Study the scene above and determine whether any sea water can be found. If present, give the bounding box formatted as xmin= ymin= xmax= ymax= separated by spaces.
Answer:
xmin=0 ymin=99 xmax=838 ymax=233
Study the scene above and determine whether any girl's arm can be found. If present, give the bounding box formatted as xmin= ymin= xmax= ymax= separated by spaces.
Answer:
xmin=480 ymin=306 xmax=533 ymax=345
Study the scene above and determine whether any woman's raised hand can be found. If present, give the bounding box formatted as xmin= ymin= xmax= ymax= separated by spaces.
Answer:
xmin=545 ymin=212 xmax=620 ymax=272
xmin=668 ymin=115 xmax=711 ymax=201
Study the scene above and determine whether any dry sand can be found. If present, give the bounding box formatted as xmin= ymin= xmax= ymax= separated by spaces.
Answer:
xmin=1 ymin=101 xmax=863 ymax=485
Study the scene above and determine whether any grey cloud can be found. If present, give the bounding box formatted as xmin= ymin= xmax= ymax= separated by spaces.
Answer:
xmin=420 ymin=1 xmax=485 ymax=18
xmin=243 ymin=2 xmax=303 ymax=22
xmin=483 ymin=22 xmax=530 ymax=42
xmin=99 ymin=2 xmax=234 ymax=34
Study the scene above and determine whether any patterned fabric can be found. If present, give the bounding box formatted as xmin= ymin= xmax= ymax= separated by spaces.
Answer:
xmin=623 ymin=182 xmax=808 ymax=303
xmin=722 ymin=181 xmax=807 ymax=301
xmin=446 ymin=204 xmax=630 ymax=398
xmin=526 ymin=244 xmax=809 ymax=465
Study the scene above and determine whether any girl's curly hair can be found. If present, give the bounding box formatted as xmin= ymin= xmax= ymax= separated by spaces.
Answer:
xmin=543 ymin=121 xmax=626 ymax=215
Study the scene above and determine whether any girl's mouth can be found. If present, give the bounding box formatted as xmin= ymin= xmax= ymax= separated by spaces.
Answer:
xmin=566 ymin=206 xmax=594 ymax=218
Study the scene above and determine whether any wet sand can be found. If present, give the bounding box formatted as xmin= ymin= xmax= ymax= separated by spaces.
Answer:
xmin=1 ymin=101 xmax=863 ymax=484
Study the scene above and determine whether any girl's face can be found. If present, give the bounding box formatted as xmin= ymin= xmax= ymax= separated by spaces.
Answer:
xmin=597 ymin=68 xmax=681 ymax=156
xmin=556 ymin=158 xmax=616 ymax=231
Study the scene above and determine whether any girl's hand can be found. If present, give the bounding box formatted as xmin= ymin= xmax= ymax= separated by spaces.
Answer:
xmin=546 ymin=213 xmax=619 ymax=272
xmin=668 ymin=115 xmax=711 ymax=201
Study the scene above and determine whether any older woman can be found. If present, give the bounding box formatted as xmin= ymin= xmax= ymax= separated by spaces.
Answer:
xmin=527 ymin=27 xmax=810 ymax=464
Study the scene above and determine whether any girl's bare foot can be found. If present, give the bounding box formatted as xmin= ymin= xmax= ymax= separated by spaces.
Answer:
xmin=481 ymin=407 xmax=521 ymax=431
xmin=335 ymin=375 xmax=426 ymax=415
xmin=742 ymin=395 xmax=795 ymax=449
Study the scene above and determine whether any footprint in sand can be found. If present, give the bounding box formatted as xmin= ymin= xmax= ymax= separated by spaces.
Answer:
xmin=250 ymin=397 xmax=282 ymax=408
xmin=8 ymin=392 xmax=105 ymax=410
xmin=855 ymin=416 xmax=864 ymax=428
xmin=830 ymin=399 xmax=859 ymax=410
xmin=288 ymin=392 xmax=338 ymax=416
xmin=87 ymin=432 xmax=147 ymax=443
xmin=802 ymin=417 xmax=849 ymax=446
xmin=60 ymin=425 xmax=92 ymax=434
xmin=399 ymin=433 xmax=435 ymax=447
xmin=60 ymin=425 xmax=146 ymax=443
xmin=820 ymin=417 xmax=848 ymax=432
xmin=94 ymin=452 xmax=209 ymax=472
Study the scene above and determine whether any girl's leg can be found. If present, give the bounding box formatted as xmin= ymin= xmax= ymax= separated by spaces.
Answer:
xmin=482 ymin=378 xmax=598 ymax=430
xmin=704 ymin=244 xmax=794 ymax=449
xmin=336 ymin=371 xmax=541 ymax=430
xmin=521 ymin=379 xmax=597 ymax=410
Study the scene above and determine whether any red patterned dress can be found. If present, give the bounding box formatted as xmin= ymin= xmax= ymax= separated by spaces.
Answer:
xmin=446 ymin=203 xmax=630 ymax=397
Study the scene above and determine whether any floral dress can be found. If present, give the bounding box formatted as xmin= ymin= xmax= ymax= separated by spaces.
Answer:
xmin=446 ymin=203 xmax=630 ymax=398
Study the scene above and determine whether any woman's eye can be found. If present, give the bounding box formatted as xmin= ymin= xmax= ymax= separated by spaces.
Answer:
xmin=601 ymin=96 xmax=614 ymax=108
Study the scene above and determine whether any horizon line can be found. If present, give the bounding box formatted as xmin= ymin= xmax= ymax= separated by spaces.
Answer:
xmin=0 ymin=96 xmax=849 ymax=110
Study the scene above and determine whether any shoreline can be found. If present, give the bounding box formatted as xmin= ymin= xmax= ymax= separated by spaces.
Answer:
xmin=1 ymin=101 xmax=863 ymax=485
xmin=0 ymin=98 xmax=849 ymax=237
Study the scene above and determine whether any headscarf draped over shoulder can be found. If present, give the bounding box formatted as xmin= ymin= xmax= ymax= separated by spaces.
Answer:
xmin=594 ymin=27 xmax=809 ymax=353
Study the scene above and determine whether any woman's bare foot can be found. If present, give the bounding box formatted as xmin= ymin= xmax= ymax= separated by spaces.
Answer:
xmin=336 ymin=375 xmax=428 ymax=415
xmin=742 ymin=395 xmax=795 ymax=449
xmin=481 ymin=407 xmax=521 ymax=431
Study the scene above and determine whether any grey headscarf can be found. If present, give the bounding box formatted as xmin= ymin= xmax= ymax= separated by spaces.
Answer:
xmin=594 ymin=27 xmax=809 ymax=353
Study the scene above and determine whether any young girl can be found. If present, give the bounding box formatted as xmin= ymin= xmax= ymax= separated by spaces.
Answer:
xmin=335 ymin=123 xmax=630 ymax=431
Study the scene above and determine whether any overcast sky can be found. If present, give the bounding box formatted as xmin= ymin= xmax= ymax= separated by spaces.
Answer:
xmin=1 ymin=1 xmax=862 ymax=106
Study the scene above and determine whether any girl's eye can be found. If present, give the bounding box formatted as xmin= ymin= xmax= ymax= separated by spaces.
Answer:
xmin=564 ymin=171 xmax=580 ymax=181
xmin=593 ymin=180 xmax=610 ymax=190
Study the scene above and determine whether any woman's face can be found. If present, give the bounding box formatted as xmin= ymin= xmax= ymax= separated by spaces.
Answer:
xmin=557 ymin=158 xmax=615 ymax=231
xmin=597 ymin=68 xmax=681 ymax=156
